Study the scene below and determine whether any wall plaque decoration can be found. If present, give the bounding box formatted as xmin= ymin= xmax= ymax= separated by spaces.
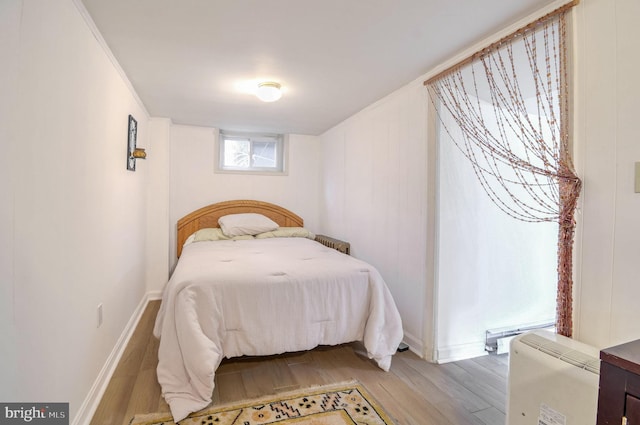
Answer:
xmin=126 ymin=114 xmax=138 ymax=171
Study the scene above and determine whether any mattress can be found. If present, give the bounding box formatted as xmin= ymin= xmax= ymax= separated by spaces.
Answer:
xmin=153 ymin=237 xmax=403 ymax=421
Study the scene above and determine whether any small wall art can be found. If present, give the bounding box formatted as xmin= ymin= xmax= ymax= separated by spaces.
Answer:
xmin=126 ymin=114 xmax=138 ymax=171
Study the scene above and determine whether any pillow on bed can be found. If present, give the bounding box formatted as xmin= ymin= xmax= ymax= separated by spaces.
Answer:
xmin=191 ymin=228 xmax=256 ymax=243
xmin=218 ymin=213 xmax=279 ymax=237
xmin=229 ymin=234 xmax=255 ymax=240
xmin=255 ymin=227 xmax=316 ymax=240
xmin=193 ymin=228 xmax=229 ymax=242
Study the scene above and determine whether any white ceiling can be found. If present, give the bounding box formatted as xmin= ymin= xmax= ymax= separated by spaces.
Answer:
xmin=80 ymin=0 xmax=557 ymax=136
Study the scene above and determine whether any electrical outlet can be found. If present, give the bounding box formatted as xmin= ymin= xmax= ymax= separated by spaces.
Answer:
xmin=97 ymin=303 xmax=103 ymax=328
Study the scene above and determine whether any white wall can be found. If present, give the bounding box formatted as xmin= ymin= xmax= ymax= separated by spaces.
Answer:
xmin=146 ymin=118 xmax=171 ymax=293
xmin=168 ymin=125 xmax=321 ymax=269
xmin=574 ymin=0 xmax=640 ymax=348
xmin=318 ymin=73 xmax=557 ymax=362
xmin=0 ymin=0 xmax=150 ymax=421
xmin=437 ymin=113 xmax=558 ymax=361
xmin=319 ymin=80 xmax=429 ymax=355
xmin=318 ymin=0 xmax=640 ymax=361
xmin=0 ymin=0 xmax=22 ymax=398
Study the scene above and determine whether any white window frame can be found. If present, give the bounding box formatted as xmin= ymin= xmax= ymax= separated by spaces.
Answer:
xmin=215 ymin=130 xmax=288 ymax=175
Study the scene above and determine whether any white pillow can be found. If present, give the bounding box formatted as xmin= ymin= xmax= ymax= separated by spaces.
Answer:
xmin=193 ymin=228 xmax=229 ymax=242
xmin=255 ymin=227 xmax=316 ymax=240
xmin=218 ymin=213 xmax=279 ymax=237
xmin=189 ymin=228 xmax=256 ymax=244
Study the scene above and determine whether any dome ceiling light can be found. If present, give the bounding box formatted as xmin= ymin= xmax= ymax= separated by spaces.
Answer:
xmin=256 ymin=82 xmax=283 ymax=102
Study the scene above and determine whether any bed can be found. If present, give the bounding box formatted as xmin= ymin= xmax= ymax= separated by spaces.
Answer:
xmin=153 ymin=200 xmax=403 ymax=422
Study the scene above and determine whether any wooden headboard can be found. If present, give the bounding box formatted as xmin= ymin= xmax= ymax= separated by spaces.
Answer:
xmin=176 ymin=200 xmax=304 ymax=257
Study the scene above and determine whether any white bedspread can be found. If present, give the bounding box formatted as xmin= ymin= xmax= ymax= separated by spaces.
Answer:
xmin=153 ymin=237 xmax=403 ymax=422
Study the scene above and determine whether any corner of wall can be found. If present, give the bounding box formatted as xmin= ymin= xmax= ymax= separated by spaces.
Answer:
xmin=146 ymin=118 xmax=172 ymax=293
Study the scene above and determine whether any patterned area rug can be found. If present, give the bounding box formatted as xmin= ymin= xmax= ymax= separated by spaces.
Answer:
xmin=129 ymin=382 xmax=395 ymax=425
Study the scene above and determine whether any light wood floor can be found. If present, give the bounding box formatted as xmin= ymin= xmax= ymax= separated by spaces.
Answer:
xmin=90 ymin=300 xmax=509 ymax=425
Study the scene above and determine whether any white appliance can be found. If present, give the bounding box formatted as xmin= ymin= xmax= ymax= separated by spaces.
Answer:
xmin=507 ymin=330 xmax=600 ymax=425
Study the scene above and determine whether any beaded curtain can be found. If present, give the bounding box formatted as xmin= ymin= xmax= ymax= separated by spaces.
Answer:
xmin=426 ymin=6 xmax=580 ymax=337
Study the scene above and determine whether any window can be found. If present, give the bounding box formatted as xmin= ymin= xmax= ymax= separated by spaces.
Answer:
xmin=217 ymin=131 xmax=286 ymax=174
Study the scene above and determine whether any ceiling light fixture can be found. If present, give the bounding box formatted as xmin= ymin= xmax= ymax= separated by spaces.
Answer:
xmin=256 ymin=82 xmax=283 ymax=102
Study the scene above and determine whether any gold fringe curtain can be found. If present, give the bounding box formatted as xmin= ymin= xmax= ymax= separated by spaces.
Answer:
xmin=425 ymin=2 xmax=580 ymax=337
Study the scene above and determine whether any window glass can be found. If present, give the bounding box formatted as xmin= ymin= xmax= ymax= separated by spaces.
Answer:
xmin=217 ymin=131 xmax=285 ymax=174
xmin=251 ymin=140 xmax=276 ymax=168
xmin=223 ymin=138 xmax=250 ymax=168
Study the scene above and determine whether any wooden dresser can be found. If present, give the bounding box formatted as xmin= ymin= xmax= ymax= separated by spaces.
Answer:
xmin=597 ymin=339 xmax=640 ymax=425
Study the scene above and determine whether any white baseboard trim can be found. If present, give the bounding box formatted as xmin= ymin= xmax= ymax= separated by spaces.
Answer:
xmin=146 ymin=289 xmax=163 ymax=301
xmin=435 ymin=341 xmax=488 ymax=364
xmin=72 ymin=292 xmax=158 ymax=425
xmin=401 ymin=331 xmax=424 ymax=359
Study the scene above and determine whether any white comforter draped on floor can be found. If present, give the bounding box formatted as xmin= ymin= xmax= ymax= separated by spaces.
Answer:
xmin=153 ymin=237 xmax=403 ymax=422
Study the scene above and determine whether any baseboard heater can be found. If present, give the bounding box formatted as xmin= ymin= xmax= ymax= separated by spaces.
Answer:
xmin=485 ymin=321 xmax=555 ymax=354
xmin=314 ymin=234 xmax=351 ymax=255
xmin=507 ymin=330 xmax=600 ymax=425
